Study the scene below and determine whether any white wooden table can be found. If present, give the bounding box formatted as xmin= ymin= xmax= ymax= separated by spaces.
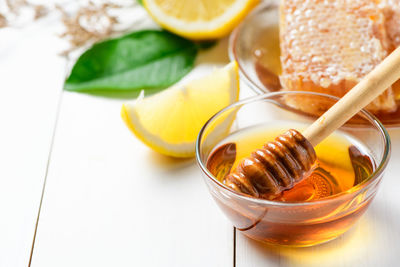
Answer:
xmin=1 ymin=3 xmax=400 ymax=267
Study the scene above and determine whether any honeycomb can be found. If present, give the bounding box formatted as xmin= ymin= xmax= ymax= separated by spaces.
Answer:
xmin=382 ymin=0 xmax=400 ymax=49
xmin=381 ymin=0 xmax=400 ymax=99
xmin=279 ymin=0 xmax=397 ymax=113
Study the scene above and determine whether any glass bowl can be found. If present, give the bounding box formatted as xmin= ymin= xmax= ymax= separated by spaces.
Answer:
xmin=196 ymin=91 xmax=390 ymax=247
xmin=229 ymin=1 xmax=400 ymax=127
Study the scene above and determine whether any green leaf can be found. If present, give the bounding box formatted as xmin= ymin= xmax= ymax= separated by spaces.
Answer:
xmin=137 ymin=0 xmax=143 ymax=5
xmin=65 ymin=30 xmax=198 ymax=93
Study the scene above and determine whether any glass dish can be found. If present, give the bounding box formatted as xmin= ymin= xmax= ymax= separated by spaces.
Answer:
xmin=229 ymin=1 xmax=400 ymax=127
xmin=196 ymin=91 xmax=390 ymax=247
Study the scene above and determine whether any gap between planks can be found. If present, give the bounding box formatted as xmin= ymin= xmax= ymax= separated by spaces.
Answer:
xmin=27 ymin=59 xmax=69 ymax=267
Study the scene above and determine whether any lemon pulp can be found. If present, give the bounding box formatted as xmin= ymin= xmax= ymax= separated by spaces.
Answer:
xmin=121 ymin=61 xmax=239 ymax=157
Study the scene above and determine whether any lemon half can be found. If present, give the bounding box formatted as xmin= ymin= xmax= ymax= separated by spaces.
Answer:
xmin=121 ymin=61 xmax=239 ymax=157
xmin=143 ymin=0 xmax=259 ymax=40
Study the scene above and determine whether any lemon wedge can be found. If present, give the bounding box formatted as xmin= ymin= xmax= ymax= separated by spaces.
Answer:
xmin=121 ymin=62 xmax=239 ymax=157
xmin=143 ymin=0 xmax=259 ymax=40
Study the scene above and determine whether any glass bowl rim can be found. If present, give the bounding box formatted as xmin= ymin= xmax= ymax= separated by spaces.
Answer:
xmin=228 ymin=1 xmax=279 ymax=95
xmin=195 ymin=91 xmax=391 ymax=207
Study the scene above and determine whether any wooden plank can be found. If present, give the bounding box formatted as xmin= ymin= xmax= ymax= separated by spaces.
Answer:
xmin=0 ymin=19 xmax=66 ymax=267
xmin=235 ymin=130 xmax=400 ymax=267
xmin=30 ymin=40 xmax=234 ymax=267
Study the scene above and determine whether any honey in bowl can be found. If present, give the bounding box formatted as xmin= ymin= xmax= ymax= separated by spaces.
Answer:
xmin=206 ymin=123 xmax=375 ymax=245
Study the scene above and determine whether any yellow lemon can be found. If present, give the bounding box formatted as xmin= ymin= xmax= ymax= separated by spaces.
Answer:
xmin=121 ymin=61 xmax=239 ymax=157
xmin=143 ymin=0 xmax=259 ymax=40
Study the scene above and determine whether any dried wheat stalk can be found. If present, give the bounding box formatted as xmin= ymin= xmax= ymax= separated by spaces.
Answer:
xmin=57 ymin=1 xmax=125 ymax=56
xmin=1 ymin=0 xmax=48 ymax=26
xmin=0 ymin=0 xmax=137 ymax=56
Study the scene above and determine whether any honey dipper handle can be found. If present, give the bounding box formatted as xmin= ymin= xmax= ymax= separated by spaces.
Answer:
xmin=303 ymin=47 xmax=400 ymax=146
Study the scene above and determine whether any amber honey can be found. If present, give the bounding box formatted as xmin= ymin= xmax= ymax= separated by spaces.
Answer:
xmin=206 ymin=123 xmax=376 ymax=246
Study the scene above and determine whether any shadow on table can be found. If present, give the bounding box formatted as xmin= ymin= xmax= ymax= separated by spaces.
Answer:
xmin=240 ymin=224 xmax=363 ymax=264
xmin=388 ymin=128 xmax=400 ymax=147
xmin=238 ymin=207 xmax=399 ymax=266
xmin=146 ymin=151 xmax=195 ymax=171
xmin=195 ymin=37 xmax=230 ymax=65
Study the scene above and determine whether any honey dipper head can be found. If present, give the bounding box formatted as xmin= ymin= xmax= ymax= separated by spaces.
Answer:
xmin=224 ymin=129 xmax=316 ymax=199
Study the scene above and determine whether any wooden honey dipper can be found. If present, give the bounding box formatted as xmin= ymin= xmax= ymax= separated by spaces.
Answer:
xmin=225 ymin=47 xmax=400 ymax=199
